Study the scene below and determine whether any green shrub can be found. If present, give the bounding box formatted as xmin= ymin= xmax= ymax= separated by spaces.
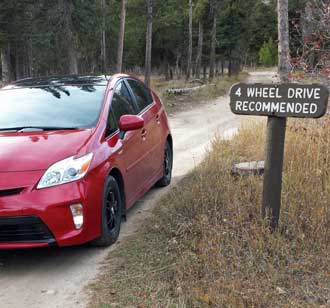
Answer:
xmin=259 ymin=38 xmax=278 ymax=67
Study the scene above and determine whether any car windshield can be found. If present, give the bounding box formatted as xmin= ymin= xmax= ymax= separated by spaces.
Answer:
xmin=0 ymin=85 xmax=106 ymax=131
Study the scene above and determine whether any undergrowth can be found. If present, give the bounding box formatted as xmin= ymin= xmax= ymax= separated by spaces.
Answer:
xmin=151 ymin=73 xmax=248 ymax=114
xmin=89 ymin=117 xmax=330 ymax=308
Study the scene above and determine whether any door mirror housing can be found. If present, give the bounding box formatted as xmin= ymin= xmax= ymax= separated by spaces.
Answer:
xmin=119 ymin=115 xmax=144 ymax=132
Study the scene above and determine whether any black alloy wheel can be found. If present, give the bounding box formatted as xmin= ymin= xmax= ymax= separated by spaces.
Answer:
xmin=92 ymin=176 xmax=122 ymax=246
xmin=156 ymin=140 xmax=173 ymax=187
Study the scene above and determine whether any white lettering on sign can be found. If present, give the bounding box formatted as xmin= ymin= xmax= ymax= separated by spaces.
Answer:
xmin=247 ymin=88 xmax=255 ymax=97
xmin=235 ymin=100 xmax=319 ymax=115
xmin=271 ymin=102 xmax=279 ymax=112
xmin=264 ymin=102 xmax=271 ymax=112
xmin=295 ymin=103 xmax=302 ymax=113
xmin=303 ymin=104 xmax=308 ymax=114
xmin=287 ymin=87 xmax=322 ymax=99
xmin=235 ymin=88 xmax=242 ymax=97
xmin=287 ymin=103 xmax=294 ymax=113
xmin=247 ymin=87 xmax=282 ymax=99
xmin=310 ymin=103 xmax=317 ymax=113
xmin=230 ymin=83 xmax=329 ymax=118
xmin=314 ymin=88 xmax=320 ymax=99
xmin=243 ymin=101 xmax=248 ymax=111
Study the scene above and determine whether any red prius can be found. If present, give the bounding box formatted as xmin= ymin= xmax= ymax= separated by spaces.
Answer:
xmin=0 ymin=75 xmax=173 ymax=249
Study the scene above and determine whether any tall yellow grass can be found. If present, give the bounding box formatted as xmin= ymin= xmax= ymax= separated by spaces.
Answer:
xmin=90 ymin=117 xmax=330 ymax=307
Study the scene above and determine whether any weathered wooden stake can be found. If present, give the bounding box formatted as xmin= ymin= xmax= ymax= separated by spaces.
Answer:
xmin=261 ymin=0 xmax=290 ymax=229
xmin=262 ymin=117 xmax=286 ymax=229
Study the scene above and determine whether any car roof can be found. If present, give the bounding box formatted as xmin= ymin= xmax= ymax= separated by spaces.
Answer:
xmin=2 ymin=75 xmax=112 ymax=90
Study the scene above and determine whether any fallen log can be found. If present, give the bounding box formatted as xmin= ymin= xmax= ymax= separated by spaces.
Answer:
xmin=231 ymin=161 xmax=265 ymax=177
xmin=166 ymin=84 xmax=206 ymax=95
xmin=189 ymin=79 xmax=205 ymax=85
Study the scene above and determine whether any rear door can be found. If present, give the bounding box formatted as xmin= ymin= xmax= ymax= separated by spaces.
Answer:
xmin=125 ymin=79 xmax=163 ymax=183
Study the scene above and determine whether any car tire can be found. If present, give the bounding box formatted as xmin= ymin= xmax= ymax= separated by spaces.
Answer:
xmin=156 ymin=140 xmax=173 ymax=187
xmin=92 ymin=176 xmax=122 ymax=247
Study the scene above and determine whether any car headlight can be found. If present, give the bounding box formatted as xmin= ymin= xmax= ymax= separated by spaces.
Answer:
xmin=37 ymin=153 xmax=93 ymax=189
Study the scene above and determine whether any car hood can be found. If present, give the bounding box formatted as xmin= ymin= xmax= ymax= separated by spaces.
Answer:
xmin=0 ymin=129 xmax=93 ymax=172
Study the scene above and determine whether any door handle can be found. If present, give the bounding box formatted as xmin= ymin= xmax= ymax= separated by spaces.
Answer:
xmin=141 ymin=128 xmax=147 ymax=138
xmin=156 ymin=114 xmax=161 ymax=124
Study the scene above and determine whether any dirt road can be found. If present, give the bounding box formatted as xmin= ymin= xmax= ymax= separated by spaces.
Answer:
xmin=0 ymin=71 xmax=274 ymax=308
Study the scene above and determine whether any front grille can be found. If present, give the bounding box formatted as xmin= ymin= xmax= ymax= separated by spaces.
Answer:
xmin=0 ymin=188 xmax=24 ymax=197
xmin=0 ymin=216 xmax=55 ymax=243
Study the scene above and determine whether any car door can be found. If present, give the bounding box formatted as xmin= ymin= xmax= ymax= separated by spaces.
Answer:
xmin=125 ymin=79 xmax=163 ymax=183
xmin=106 ymin=81 xmax=147 ymax=205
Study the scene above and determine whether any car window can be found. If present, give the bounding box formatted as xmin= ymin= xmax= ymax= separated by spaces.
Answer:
xmin=126 ymin=79 xmax=153 ymax=112
xmin=0 ymin=86 xmax=106 ymax=129
xmin=114 ymin=82 xmax=138 ymax=114
xmin=107 ymin=82 xmax=137 ymax=135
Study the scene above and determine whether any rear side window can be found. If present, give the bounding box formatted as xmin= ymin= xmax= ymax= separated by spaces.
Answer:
xmin=107 ymin=82 xmax=137 ymax=135
xmin=127 ymin=79 xmax=153 ymax=112
xmin=114 ymin=82 xmax=137 ymax=114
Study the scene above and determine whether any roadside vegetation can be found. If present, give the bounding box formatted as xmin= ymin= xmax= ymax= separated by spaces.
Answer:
xmin=151 ymin=72 xmax=248 ymax=113
xmin=89 ymin=116 xmax=330 ymax=307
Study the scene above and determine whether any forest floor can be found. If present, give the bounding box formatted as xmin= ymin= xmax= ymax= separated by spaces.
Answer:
xmin=88 ymin=71 xmax=330 ymax=307
xmin=150 ymin=72 xmax=248 ymax=115
xmin=90 ymin=114 xmax=330 ymax=307
xmin=0 ymin=71 xmax=273 ymax=308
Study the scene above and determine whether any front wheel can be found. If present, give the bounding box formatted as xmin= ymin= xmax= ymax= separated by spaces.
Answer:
xmin=156 ymin=140 xmax=173 ymax=187
xmin=92 ymin=176 xmax=122 ymax=247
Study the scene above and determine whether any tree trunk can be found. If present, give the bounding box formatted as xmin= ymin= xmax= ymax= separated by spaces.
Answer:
xmin=27 ymin=37 xmax=33 ymax=77
xmin=186 ymin=0 xmax=193 ymax=81
xmin=277 ymin=0 xmax=290 ymax=82
xmin=209 ymin=13 xmax=217 ymax=80
xmin=144 ymin=0 xmax=153 ymax=87
xmin=195 ymin=21 xmax=203 ymax=79
xmin=67 ymin=38 xmax=78 ymax=75
xmin=228 ymin=57 xmax=232 ymax=77
xmin=164 ymin=60 xmax=170 ymax=81
xmin=117 ymin=0 xmax=127 ymax=72
xmin=1 ymin=44 xmax=13 ymax=84
xmin=100 ymin=0 xmax=107 ymax=72
xmin=175 ymin=51 xmax=181 ymax=79
xmin=15 ymin=45 xmax=22 ymax=80
xmin=261 ymin=0 xmax=290 ymax=230
xmin=60 ymin=0 xmax=78 ymax=74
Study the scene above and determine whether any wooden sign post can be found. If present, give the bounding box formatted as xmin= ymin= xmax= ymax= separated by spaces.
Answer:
xmin=230 ymin=83 xmax=329 ymax=228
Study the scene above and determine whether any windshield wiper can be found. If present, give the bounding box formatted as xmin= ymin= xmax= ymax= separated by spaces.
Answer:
xmin=0 ymin=126 xmax=80 ymax=132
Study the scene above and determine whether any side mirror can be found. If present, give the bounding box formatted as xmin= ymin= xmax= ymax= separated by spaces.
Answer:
xmin=119 ymin=115 xmax=144 ymax=132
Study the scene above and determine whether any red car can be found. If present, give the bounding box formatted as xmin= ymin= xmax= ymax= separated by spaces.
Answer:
xmin=0 ymin=74 xmax=173 ymax=249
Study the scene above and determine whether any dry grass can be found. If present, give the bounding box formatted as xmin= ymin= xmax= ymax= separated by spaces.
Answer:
xmin=150 ymin=73 xmax=248 ymax=114
xmin=89 ymin=116 xmax=330 ymax=308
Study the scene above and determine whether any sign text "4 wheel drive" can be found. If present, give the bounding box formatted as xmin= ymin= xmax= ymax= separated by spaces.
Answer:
xmin=230 ymin=83 xmax=329 ymax=118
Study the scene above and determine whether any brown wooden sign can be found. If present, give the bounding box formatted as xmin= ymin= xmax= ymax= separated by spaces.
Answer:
xmin=230 ymin=83 xmax=329 ymax=118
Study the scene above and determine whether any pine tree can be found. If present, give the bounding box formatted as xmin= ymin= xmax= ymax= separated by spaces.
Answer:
xmin=259 ymin=38 xmax=278 ymax=66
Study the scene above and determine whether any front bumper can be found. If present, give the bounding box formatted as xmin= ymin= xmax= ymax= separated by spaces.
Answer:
xmin=0 ymin=170 xmax=103 ymax=249
xmin=0 ymin=215 xmax=56 ymax=249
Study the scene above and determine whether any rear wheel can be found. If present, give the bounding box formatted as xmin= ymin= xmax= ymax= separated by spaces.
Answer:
xmin=92 ymin=176 xmax=122 ymax=247
xmin=156 ymin=140 xmax=173 ymax=187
